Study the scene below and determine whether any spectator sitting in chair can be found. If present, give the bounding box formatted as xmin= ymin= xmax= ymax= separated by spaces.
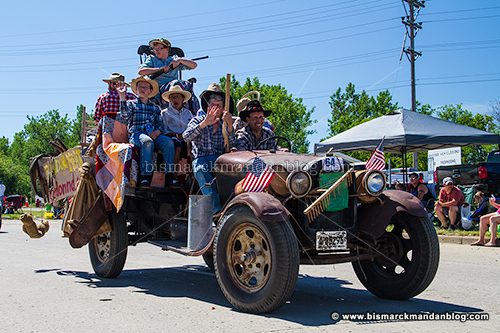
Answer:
xmin=408 ymin=172 xmax=432 ymax=200
xmin=471 ymin=195 xmax=500 ymax=247
xmin=435 ymin=177 xmax=464 ymax=230
xmin=470 ymin=191 xmax=492 ymax=223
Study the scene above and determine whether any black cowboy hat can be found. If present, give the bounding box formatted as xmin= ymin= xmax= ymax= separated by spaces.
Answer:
xmin=238 ymin=100 xmax=271 ymax=122
xmin=199 ymin=83 xmax=235 ymax=114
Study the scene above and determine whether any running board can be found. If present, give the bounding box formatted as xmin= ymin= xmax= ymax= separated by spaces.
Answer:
xmin=147 ymin=226 xmax=215 ymax=256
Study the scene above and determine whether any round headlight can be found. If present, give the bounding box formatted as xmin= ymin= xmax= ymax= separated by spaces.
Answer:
xmin=286 ymin=171 xmax=312 ymax=198
xmin=364 ymin=171 xmax=386 ymax=195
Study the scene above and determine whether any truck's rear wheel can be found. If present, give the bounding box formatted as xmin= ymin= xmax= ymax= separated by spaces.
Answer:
xmin=88 ymin=210 xmax=128 ymax=278
xmin=214 ymin=206 xmax=299 ymax=313
xmin=352 ymin=213 xmax=439 ymax=299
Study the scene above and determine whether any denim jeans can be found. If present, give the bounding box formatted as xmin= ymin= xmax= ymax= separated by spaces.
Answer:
xmin=131 ymin=133 xmax=175 ymax=176
xmin=192 ymin=155 xmax=221 ymax=213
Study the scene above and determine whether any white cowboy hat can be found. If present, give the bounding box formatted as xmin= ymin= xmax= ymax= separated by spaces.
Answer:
xmin=161 ymin=85 xmax=192 ymax=103
xmin=130 ymin=76 xmax=159 ymax=98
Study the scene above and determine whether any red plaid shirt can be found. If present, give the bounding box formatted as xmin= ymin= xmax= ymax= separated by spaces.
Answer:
xmin=94 ymin=89 xmax=136 ymax=122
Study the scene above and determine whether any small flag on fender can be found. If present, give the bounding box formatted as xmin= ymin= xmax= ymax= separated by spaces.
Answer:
xmin=242 ymin=157 xmax=275 ymax=192
xmin=365 ymin=138 xmax=385 ymax=171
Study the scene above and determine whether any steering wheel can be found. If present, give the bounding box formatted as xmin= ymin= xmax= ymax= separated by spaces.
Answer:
xmin=255 ymin=136 xmax=292 ymax=151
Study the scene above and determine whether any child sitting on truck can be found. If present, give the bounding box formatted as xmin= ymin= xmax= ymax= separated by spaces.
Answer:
xmin=117 ymin=77 xmax=176 ymax=186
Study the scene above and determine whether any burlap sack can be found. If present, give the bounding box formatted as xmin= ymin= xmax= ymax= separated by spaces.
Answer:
xmin=63 ymin=162 xmax=111 ymax=247
xmin=20 ymin=214 xmax=50 ymax=239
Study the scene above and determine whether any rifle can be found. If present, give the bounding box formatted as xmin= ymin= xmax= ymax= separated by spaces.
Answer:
xmin=147 ymin=55 xmax=209 ymax=80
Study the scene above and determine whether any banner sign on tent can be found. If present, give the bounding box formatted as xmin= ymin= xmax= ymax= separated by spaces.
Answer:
xmin=427 ymin=147 xmax=461 ymax=171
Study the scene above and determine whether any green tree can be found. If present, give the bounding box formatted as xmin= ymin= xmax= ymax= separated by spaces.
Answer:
xmin=327 ymin=83 xmax=399 ymax=137
xmin=326 ymin=84 xmax=438 ymax=168
xmin=220 ymin=76 xmax=315 ymax=153
xmin=0 ymin=151 xmax=31 ymax=196
xmin=0 ymin=137 xmax=9 ymax=155
xmin=436 ymin=104 xmax=498 ymax=164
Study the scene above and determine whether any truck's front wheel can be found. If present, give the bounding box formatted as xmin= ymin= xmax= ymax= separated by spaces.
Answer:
xmin=214 ymin=206 xmax=299 ymax=313
xmin=88 ymin=210 xmax=128 ymax=278
xmin=352 ymin=213 xmax=439 ymax=299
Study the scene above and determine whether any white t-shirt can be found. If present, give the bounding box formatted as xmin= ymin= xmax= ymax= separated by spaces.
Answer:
xmin=161 ymin=105 xmax=193 ymax=134
xmin=0 ymin=183 xmax=5 ymax=196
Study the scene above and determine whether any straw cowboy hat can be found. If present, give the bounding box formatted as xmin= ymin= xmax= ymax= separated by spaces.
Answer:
xmin=149 ymin=38 xmax=171 ymax=49
xmin=238 ymin=100 xmax=271 ymax=122
xmin=199 ymin=83 xmax=235 ymax=114
xmin=130 ymin=76 xmax=159 ymax=98
xmin=102 ymin=72 xmax=126 ymax=83
xmin=161 ymin=85 xmax=192 ymax=103
xmin=236 ymin=91 xmax=261 ymax=113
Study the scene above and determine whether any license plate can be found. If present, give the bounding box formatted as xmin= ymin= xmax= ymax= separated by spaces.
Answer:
xmin=316 ymin=231 xmax=347 ymax=251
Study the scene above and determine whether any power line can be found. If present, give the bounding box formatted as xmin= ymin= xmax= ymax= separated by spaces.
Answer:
xmin=424 ymin=14 xmax=500 ymax=23
xmin=1 ymin=0 xmax=392 ymax=52
xmin=0 ymin=0 xmax=288 ymax=39
xmin=420 ymin=5 xmax=500 ymax=16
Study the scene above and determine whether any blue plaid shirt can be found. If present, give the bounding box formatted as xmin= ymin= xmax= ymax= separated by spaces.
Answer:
xmin=236 ymin=125 xmax=276 ymax=151
xmin=183 ymin=115 xmax=235 ymax=159
xmin=120 ymin=99 xmax=163 ymax=139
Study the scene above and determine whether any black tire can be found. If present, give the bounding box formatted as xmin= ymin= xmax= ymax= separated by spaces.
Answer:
xmin=202 ymin=250 xmax=215 ymax=272
xmin=88 ymin=210 xmax=128 ymax=278
xmin=214 ymin=205 xmax=299 ymax=313
xmin=352 ymin=213 xmax=440 ymax=300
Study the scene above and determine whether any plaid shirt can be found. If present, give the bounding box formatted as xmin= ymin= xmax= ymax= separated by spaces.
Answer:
xmin=236 ymin=125 xmax=276 ymax=151
xmin=183 ymin=115 xmax=235 ymax=159
xmin=120 ymin=99 xmax=163 ymax=137
xmin=94 ymin=89 xmax=136 ymax=122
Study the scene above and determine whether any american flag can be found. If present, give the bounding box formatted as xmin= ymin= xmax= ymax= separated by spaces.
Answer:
xmin=242 ymin=157 xmax=275 ymax=192
xmin=365 ymin=139 xmax=385 ymax=171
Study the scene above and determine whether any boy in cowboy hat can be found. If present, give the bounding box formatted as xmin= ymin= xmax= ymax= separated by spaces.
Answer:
xmin=161 ymin=85 xmax=193 ymax=164
xmin=236 ymin=100 xmax=277 ymax=151
xmin=138 ymin=38 xmax=197 ymax=92
xmin=94 ymin=72 xmax=136 ymax=123
xmin=183 ymin=83 xmax=235 ymax=213
xmin=117 ymin=76 xmax=175 ymax=186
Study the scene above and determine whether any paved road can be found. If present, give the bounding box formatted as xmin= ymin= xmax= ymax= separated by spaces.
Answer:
xmin=1 ymin=219 xmax=498 ymax=332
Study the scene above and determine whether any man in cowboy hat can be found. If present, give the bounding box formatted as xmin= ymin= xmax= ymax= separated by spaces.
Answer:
xmin=94 ymin=72 xmax=136 ymax=123
xmin=161 ymin=85 xmax=193 ymax=164
xmin=183 ymin=83 xmax=235 ymax=213
xmin=236 ymin=100 xmax=277 ymax=151
xmin=233 ymin=91 xmax=274 ymax=132
xmin=138 ymin=38 xmax=197 ymax=92
xmin=117 ymin=76 xmax=176 ymax=186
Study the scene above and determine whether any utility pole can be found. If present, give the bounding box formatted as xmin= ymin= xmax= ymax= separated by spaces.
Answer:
xmin=402 ymin=0 xmax=425 ymax=168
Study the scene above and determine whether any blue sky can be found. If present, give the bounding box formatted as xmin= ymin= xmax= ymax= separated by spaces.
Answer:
xmin=0 ymin=0 xmax=499 ymax=151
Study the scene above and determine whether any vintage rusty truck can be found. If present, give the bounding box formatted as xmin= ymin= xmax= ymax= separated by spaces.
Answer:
xmin=31 ymin=135 xmax=440 ymax=314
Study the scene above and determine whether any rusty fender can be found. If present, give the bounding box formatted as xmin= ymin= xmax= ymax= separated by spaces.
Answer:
xmin=357 ymin=190 xmax=428 ymax=239
xmin=221 ymin=192 xmax=288 ymax=223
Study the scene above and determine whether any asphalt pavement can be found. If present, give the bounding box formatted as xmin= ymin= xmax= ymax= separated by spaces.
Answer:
xmin=0 ymin=218 xmax=498 ymax=333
